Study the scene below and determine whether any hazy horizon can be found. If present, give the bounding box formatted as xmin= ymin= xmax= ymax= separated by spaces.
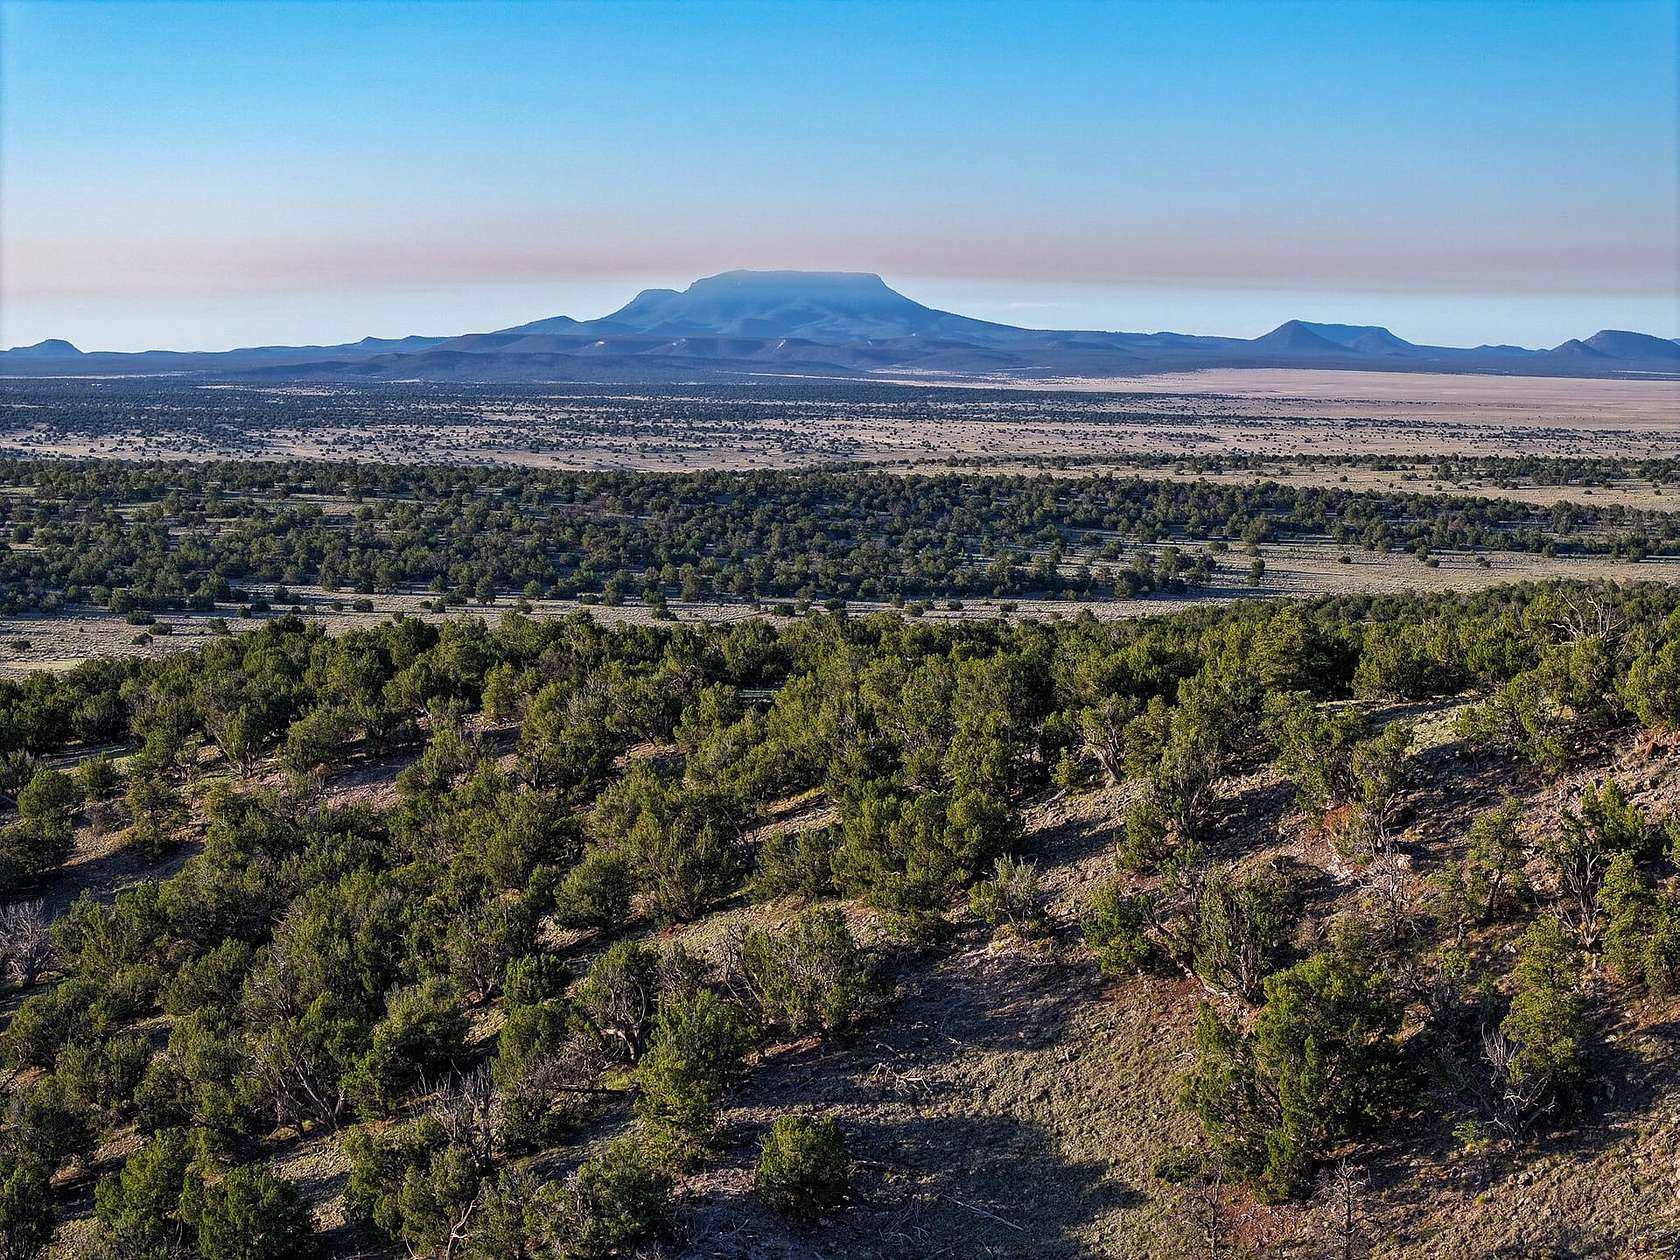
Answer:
xmin=8 ymin=269 xmax=1680 ymax=358
xmin=2 ymin=0 xmax=1676 ymax=352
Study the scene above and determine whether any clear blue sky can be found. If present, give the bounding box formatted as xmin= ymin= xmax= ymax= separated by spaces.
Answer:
xmin=2 ymin=0 xmax=1675 ymax=350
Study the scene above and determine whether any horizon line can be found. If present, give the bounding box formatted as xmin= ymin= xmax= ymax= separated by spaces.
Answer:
xmin=4 ymin=268 xmax=1673 ymax=357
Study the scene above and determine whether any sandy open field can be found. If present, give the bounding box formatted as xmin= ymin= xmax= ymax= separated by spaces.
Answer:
xmin=3 ymin=369 xmax=1675 ymax=470
xmin=882 ymin=367 xmax=1680 ymax=455
xmin=935 ymin=367 xmax=1679 ymax=415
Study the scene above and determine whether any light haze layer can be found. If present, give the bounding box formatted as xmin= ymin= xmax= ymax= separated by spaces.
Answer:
xmin=1 ymin=0 xmax=1674 ymax=350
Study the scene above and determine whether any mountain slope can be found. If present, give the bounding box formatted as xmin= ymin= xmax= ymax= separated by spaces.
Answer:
xmin=1249 ymin=320 xmax=1354 ymax=356
xmin=1294 ymin=322 xmax=1418 ymax=354
xmin=1578 ymin=329 xmax=1680 ymax=361
xmin=0 ymin=334 xmax=449 ymax=374
xmin=4 ymin=338 xmax=83 ymax=358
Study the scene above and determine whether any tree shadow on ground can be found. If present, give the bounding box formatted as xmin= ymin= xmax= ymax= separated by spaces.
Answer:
xmin=1209 ymin=776 xmax=1296 ymax=860
xmin=32 ymin=830 xmax=201 ymax=920
xmin=683 ymin=925 xmax=1163 ymax=1259
xmin=1020 ymin=796 xmax=1119 ymax=872
xmin=1352 ymin=994 xmax=1680 ymax=1257
xmin=684 ymin=1109 xmax=1137 ymax=1260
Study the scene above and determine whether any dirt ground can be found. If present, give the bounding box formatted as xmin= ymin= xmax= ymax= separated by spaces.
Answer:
xmin=913 ymin=367 xmax=1680 ymax=417
xmin=663 ymin=723 xmax=1680 ymax=1260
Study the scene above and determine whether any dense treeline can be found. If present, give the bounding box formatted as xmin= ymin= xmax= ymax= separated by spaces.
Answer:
xmin=2 ymin=459 xmax=1674 ymax=615
xmin=2 ymin=579 xmax=1679 ymax=1255
xmin=984 ymin=451 xmax=1680 ymax=489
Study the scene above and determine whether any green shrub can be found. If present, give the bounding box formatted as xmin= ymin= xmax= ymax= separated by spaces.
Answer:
xmin=832 ymin=785 xmax=1018 ymax=912
xmin=1599 ymin=853 xmax=1680 ymax=993
xmin=6 ymin=1074 xmax=95 ymax=1174
xmin=538 ymin=1138 xmax=673 ymax=1259
xmin=4 ymin=978 xmax=106 ymax=1070
xmin=443 ymin=896 xmax=538 ymax=1003
xmin=576 ymin=941 xmax=660 ymax=1063
xmin=1622 ymin=637 xmax=1680 ymax=728
xmin=1192 ymin=860 xmax=1298 ymax=1002
xmin=968 ymin=855 xmax=1050 ymax=938
xmin=55 ymin=1032 xmax=150 ymax=1124
xmin=748 ymin=826 xmax=839 ymax=902
xmin=181 ymin=1163 xmax=318 ymax=1260
xmin=17 ymin=767 xmax=80 ymax=834
xmin=126 ymin=771 xmax=188 ymax=860
xmin=345 ymin=977 xmax=469 ymax=1116
xmin=1457 ymin=638 xmax=1623 ymax=774
xmin=633 ymin=988 xmax=746 ymax=1158
xmin=93 ymin=1129 xmax=197 ymax=1258
xmin=73 ymin=756 xmax=119 ymax=803
xmin=1544 ymin=780 xmax=1659 ymax=944
xmin=1456 ymin=675 xmax=1564 ymax=773
xmin=503 ymin=952 xmax=568 ymax=1009
xmin=732 ymin=908 xmax=870 ymax=1038
xmin=1267 ymin=695 xmax=1366 ymax=820
xmin=346 ymin=1117 xmax=487 ymax=1258
xmin=492 ymin=957 xmax=578 ymax=1146
xmin=134 ymin=1058 xmax=195 ymax=1136
xmin=633 ymin=815 xmax=742 ymax=924
xmin=1083 ymin=879 xmax=1155 ymax=975
xmin=554 ymin=846 xmax=635 ymax=931
xmin=0 ymin=1153 xmax=53 ymax=1260
xmin=1116 ymin=716 xmax=1218 ymax=871
xmin=1437 ymin=798 xmax=1528 ymax=927
xmin=161 ymin=939 xmax=255 ymax=1018
xmin=1183 ymin=932 xmax=1402 ymax=1201
xmin=754 ymin=1113 xmax=850 ymax=1221
xmin=1501 ymin=915 xmax=1588 ymax=1105
xmin=1352 ymin=621 xmax=1465 ymax=701
xmin=1572 ymin=779 xmax=1660 ymax=860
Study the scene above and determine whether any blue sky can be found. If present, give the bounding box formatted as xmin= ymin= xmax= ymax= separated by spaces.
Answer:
xmin=2 ymin=0 xmax=1675 ymax=351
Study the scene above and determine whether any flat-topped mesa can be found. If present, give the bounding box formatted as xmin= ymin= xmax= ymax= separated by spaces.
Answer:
xmin=502 ymin=269 xmax=1031 ymax=344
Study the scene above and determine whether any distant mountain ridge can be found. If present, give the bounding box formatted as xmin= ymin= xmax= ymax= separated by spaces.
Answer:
xmin=5 ymin=271 xmax=1677 ymax=382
